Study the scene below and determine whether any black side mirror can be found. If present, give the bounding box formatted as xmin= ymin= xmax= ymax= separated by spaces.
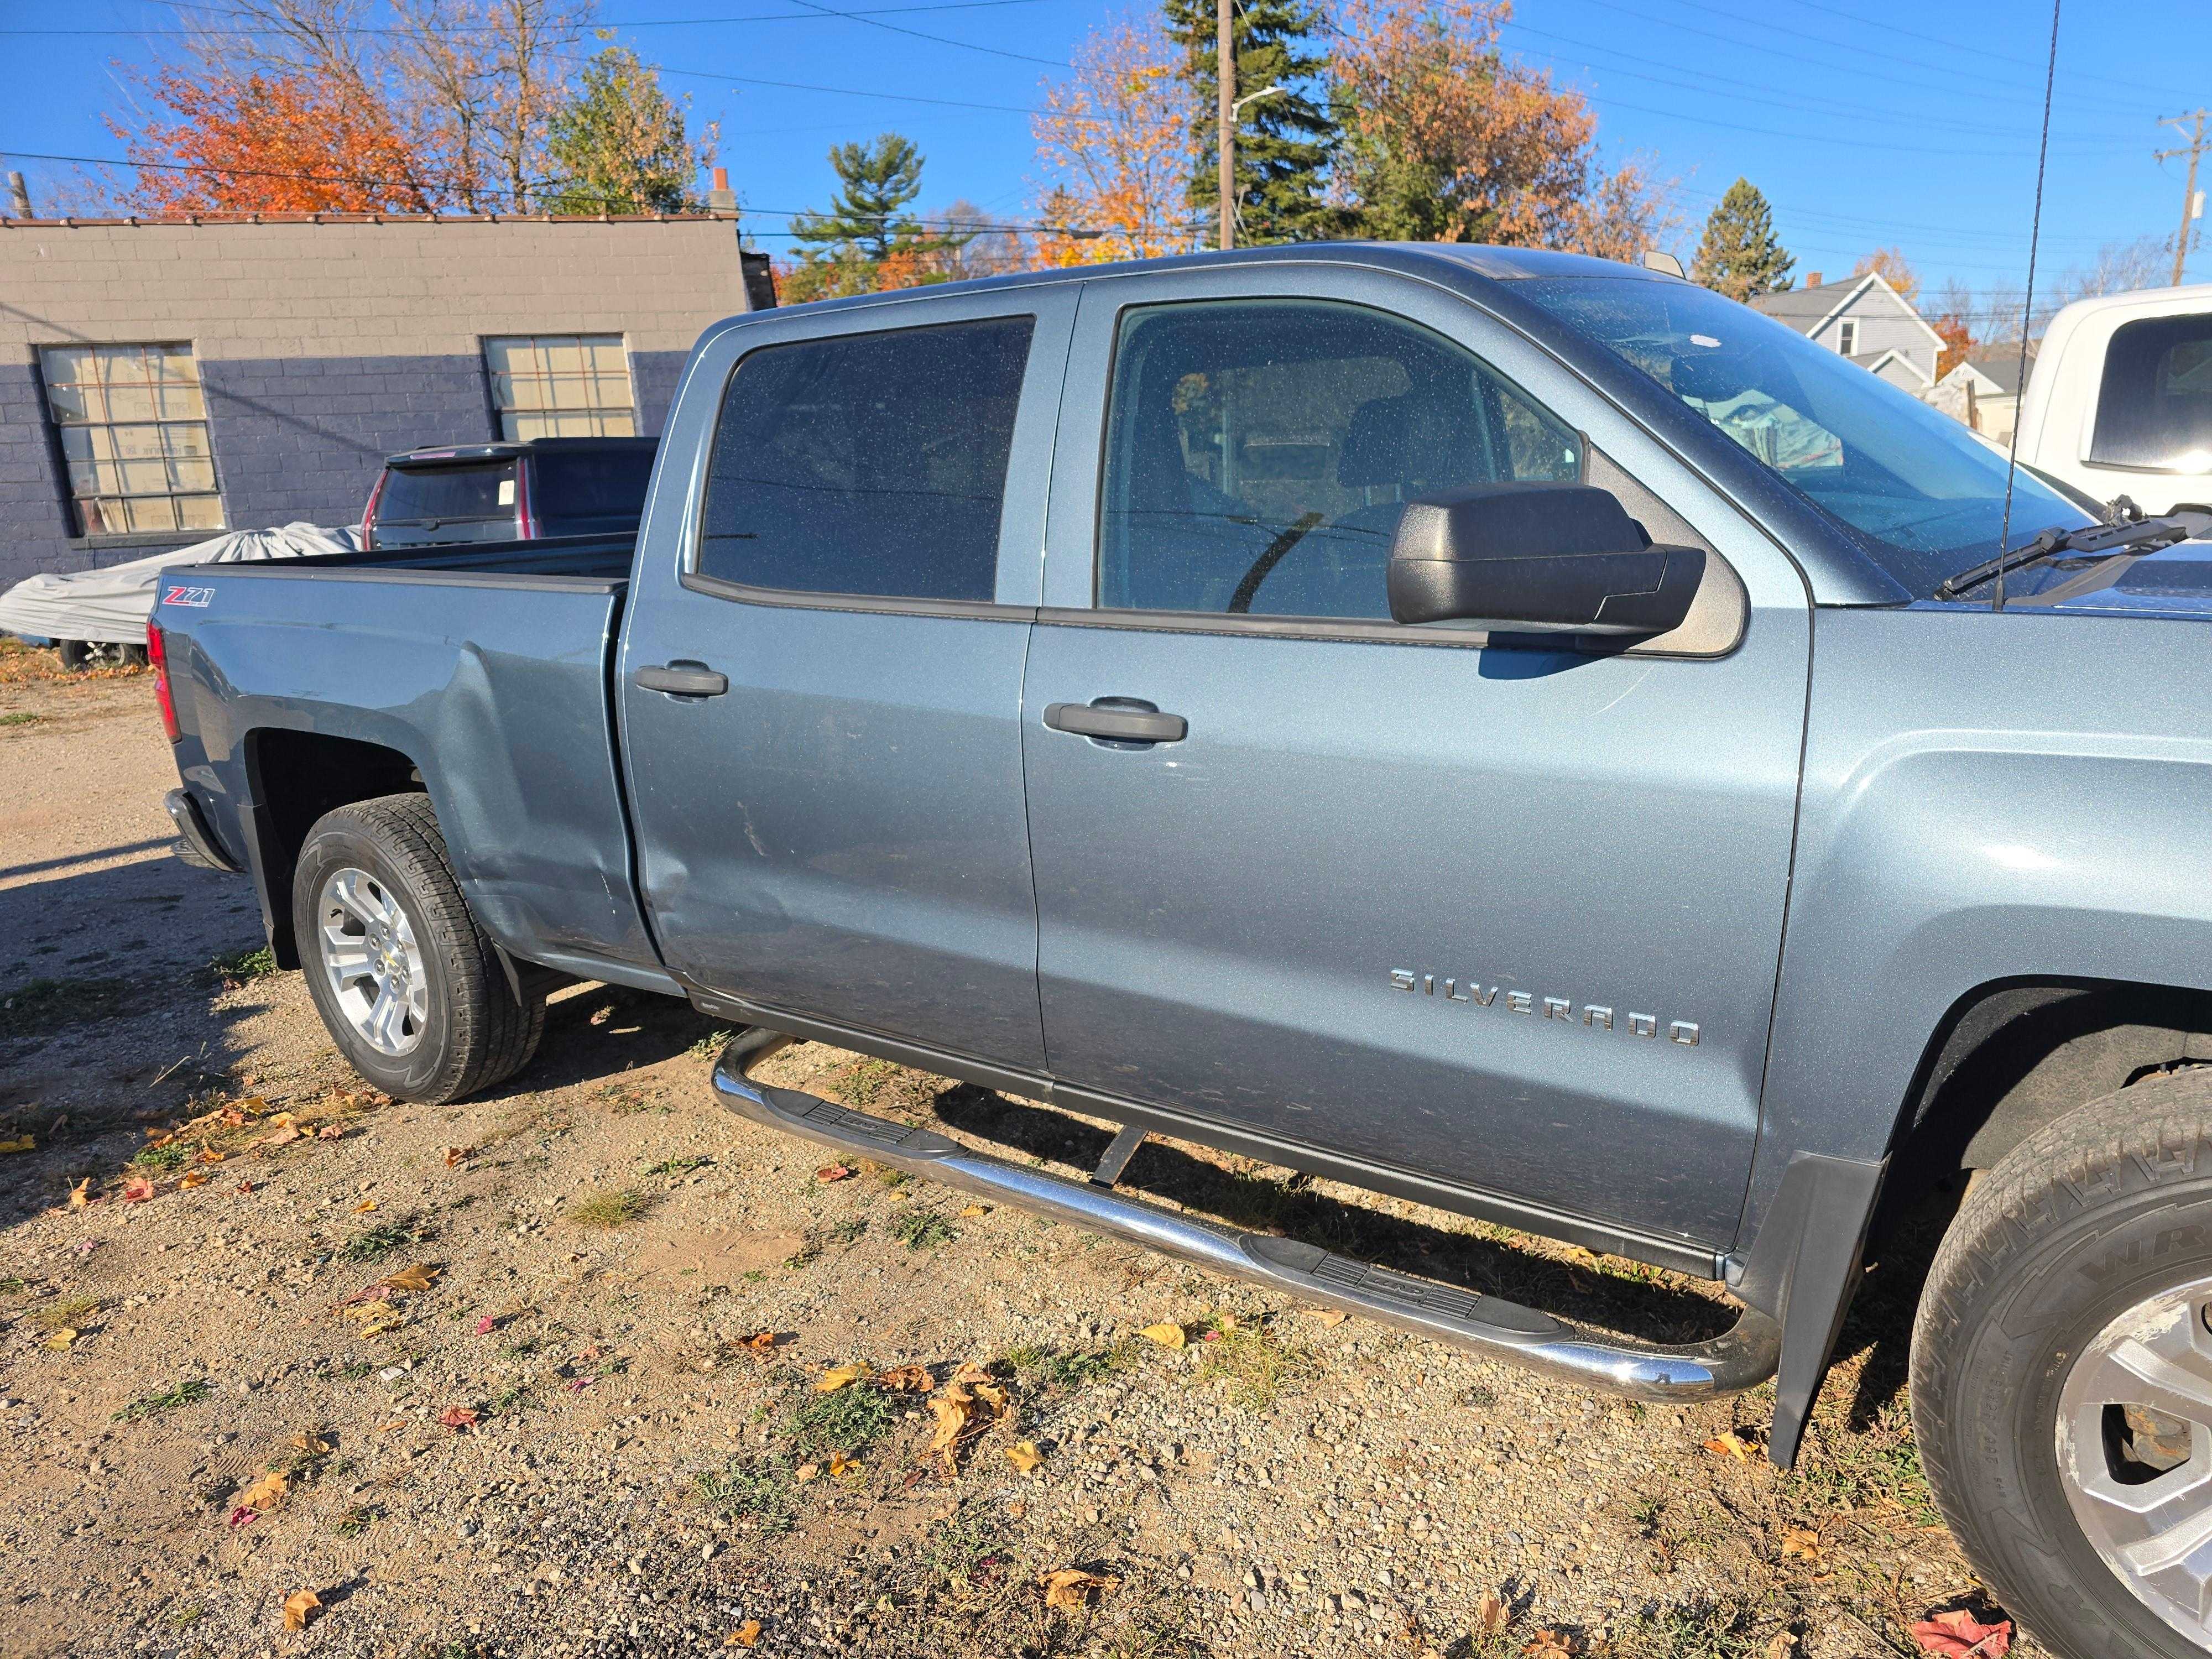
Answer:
xmin=1386 ymin=482 xmax=1706 ymax=637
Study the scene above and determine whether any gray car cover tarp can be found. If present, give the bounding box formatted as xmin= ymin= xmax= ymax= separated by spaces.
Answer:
xmin=0 ymin=522 xmax=361 ymax=645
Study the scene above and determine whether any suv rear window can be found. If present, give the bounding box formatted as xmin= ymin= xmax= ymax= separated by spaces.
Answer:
xmin=2089 ymin=313 xmax=2212 ymax=471
xmin=535 ymin=447 xmax=656 ymax=528
xmin=695 ymin=316 xmax=1034 ymax=602
xmin=379 ymin=461 xmax=516 ymax=524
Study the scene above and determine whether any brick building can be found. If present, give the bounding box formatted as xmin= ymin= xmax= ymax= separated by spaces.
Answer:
xmin=0 ymin=213 xmax=769 ymax=588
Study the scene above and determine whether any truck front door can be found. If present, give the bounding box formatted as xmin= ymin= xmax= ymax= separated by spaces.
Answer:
xmin=1020 ymin=268 xmax=1811 ymax=1253
xmin=619 ymin=289 xmax=1074 ymax=1074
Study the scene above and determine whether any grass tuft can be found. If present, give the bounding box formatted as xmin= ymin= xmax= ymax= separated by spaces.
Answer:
xmin=1192 ymin=1318 xmax=1317 ymax=1412
xmin=787 ymin=1379 xmax=895 ymax=1462
xmin=695 ymin=1454 xmax=800 ymax=1533
xmin=888 ymin=1207 xmax=957 ymax=1251
xmin=113 ymin=1377 xmax=212 ymax=1422
xmin=565 ymin=1188 xmax=649 ymax=1229
xmin=33 ymin=1294 xmax=101 ymax=1333
xmin=341 ymin=1214 xmax=436 ymax=1261
xmin=210 ymin=946 xmax=278 ymax=984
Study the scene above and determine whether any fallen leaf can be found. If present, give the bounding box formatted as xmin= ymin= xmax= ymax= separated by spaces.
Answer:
xmin=219 ymin=1107 xmax=247 ymax=1128
xmin=1005 ymin=1440 xmax=1045 ymax=1474
xmin=1139 ymin=1322 xmax=1186 ymax=1349
xmin=878 ymin=1363 xmax=933 ymax=1393
xmin=343 ymin=1300 xmax=397 ymax=1322
xmin=814 ymin=1163 xmax=854 ymax=1183
xmin=197 ymin=1147 xmax=223 ymax=1164
xmin=444 ymin=1145 xmax=475 ymax=1167
xmin=227 ymin=1505 xmax=259 ymax=1528
xmin=290 ymin=1431 xmax=333 ymax=1455
xmin=179 ymin=1171 xmax=209 ymax=1190
xmin=729 ymin=1620 xmax=762 ymax=1647
xmin=262 ymin=1124 xmax=301 ymax=1148
xmin=356 ymin=1316 xmax=404 ymax=1339
xmin=958 ymin=1203 xmax=990 ymax=1218
xmin=382 ymin=1263 xmax=440 ymax=1294
xmin=828 ymin=1452 xmax=864 ymax=1479
xmin=352 ymin=1199 xmax=378 ymax=1213
xmin=1521 ymin=1631 xmax=1574 ymax=1659
xmin=237 ymin=1469 xmax=289 ymax=1511
xmin=1307 ymin=1307 xmax=1350 ymax=1328
xmin=317 ymin=1124 xmax=345 ymax=1140
xmin=744 ymin=1329 xmax=777 ymax=1352
xmin=476 ymin=1314 xmax=495 ymax=1335
xmin=1780 ymin=1525 xmax=1822 ymax=1563
xmin=1764 ymin=1634 xmax=1797 ymax=1659
xmin=121 ymin=1175 xmax=156 ymax=1204
xmin=794 ymin=1461 xmax=822 ymax=1484
xmin=281 ymin=1588 xmax=321 ymax=1631
xmin=67 ymin=1178 xmax=91 ymax=1209
xmin=0 ymin=1134 xmax=34 ymax=1154
xmin=1039 ymin=1567 xmax=1118 ymax=1611
xmin=1909 ymin=1609 xmax=2013 ymax=1658
xmin=815 ymin=1363 xmax=865 ymax=1394
xmin=1703 ymin=1430 xmax=1755 ymax=1463
xmin=236 ymin=1181 xmax=254 ymax=1194
xmin=927 ymin=1394 xmax=974 ymax=1453
xmin=438 ymin=1406 xmax=479 ymax=1432
xmin=43 ymin=1328 xmax=77 ymax=1350
xmin=1473 ymin=1591 xmax=1508 ymax=1639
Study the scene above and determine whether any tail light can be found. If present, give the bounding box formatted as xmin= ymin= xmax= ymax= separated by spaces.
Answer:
xmin=147 ymin=617 xmax=180 ymax=742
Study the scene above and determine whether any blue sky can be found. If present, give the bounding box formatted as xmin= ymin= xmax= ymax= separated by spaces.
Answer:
xmin=4 ymin=0 xmax=2206 ymax=322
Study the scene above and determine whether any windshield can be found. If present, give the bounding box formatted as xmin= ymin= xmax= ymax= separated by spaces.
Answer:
xmin=1516 ymin=275 xmax=2094 ymax=598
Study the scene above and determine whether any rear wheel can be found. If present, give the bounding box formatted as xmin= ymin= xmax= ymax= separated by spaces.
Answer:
xmin=291 ymin=792 xmax=544 ymax=1104
xmin=1913 ymin=1068 xmax=2212 ymax=1658
xmin=56 ymin=639 xmax=142 ymax=671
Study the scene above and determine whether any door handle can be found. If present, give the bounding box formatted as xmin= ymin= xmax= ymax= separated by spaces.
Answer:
xmin=635 ymin=661 xmax=729 ymax=697
xmin=1044 ymin=698 xmax=1188 ymax=744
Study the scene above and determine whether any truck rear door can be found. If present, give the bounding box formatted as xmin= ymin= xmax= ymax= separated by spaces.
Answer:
xmin=616 ymin=288 xmax=1076 ymax=1074
xmin=1018 ymin=265 xmax=1812 ymax=1253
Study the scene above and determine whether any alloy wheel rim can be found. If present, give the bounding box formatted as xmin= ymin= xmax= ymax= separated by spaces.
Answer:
xmin=2057 ymin=1277 xmax=2212 ymax=1644
xmin=316 ymin=866 xmax=430 ymax=1058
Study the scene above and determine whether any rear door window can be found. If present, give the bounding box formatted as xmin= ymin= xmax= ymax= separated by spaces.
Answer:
xmin=2090 ymin=314 xmax=2212 ymax=471
xmin=695 ymin=316 xmax=1034 ymax=602
xmin=1097 ymin=299 xmax=1579 ymax=619
xmin=378 ymin=461 xmax=517 ymax=525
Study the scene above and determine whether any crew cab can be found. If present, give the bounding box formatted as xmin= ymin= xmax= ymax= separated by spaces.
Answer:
xmin=361 ymin=435 xmax=658 ymax=551
xmin=152 ymin=246 xmax=2212 ymax=1659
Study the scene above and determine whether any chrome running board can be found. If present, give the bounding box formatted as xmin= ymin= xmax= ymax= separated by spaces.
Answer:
xmin=709 ymin=1031 xmax=1780 ymax=1400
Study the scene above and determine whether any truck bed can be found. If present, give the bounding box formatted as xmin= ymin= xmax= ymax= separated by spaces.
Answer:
xmin=156 ymin=530 xmax=664 ymax=991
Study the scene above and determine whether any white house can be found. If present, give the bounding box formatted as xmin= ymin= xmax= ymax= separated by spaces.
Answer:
xmin=1749 ymin=270 xmax=1948 ymax=394
xmin=1927 ymin=353 xmax=2027 ymax=444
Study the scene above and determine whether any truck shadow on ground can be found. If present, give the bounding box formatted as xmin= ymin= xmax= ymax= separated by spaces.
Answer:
xmin=0 ymin=842 xmax=267 ymax=1234
xmin=469 ymin=983 xmax=722 ymax=1102
xmin=926 ymin=1081 xmax=1749 ymax=1348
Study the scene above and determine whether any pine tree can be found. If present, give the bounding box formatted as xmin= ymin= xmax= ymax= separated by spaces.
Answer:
xmin=1691 ymin=179 xmax=1794 ymax=301
xmin=1160 ymin=0 xmax=1340 ymax=244
xmin=542 ymin=45 xmax=705 ymax=215
xmin=784 ymin=133 xmax=969 ymax=299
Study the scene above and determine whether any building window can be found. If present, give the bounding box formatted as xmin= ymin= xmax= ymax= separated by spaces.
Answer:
xmin=38 ymin=343 xmax=223 ymax=536
xmin=1835 ymin=319 xmax=1859 ymax=357
xmin=484 ymin=336 xmax=636 ymax=439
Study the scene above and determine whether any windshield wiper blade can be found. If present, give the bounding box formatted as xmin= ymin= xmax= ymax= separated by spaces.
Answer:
xmin=1935 ymin=515 xmax=2204 ymax=602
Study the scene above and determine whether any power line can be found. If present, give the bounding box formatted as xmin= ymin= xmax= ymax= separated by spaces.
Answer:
xmin=0 ymin=0 xmax=1057 ymax=33
xmin=774 ymin=0 xmax=1065 ymax=67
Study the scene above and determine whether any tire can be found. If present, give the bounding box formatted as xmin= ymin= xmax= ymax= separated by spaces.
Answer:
xmin=1913 ymin=1067 xmax=2212 ymax=1658
xmin=56 ymin=639 xmax=94 ymax=671
xmin=56 ymin=640 xmax=146 ymax=670
xmin=291 ymin=792 xmax=544 ymax=1105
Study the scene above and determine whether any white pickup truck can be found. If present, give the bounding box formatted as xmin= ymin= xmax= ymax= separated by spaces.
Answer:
xmin=2016 ymin=283 xmax=2212 ymax=513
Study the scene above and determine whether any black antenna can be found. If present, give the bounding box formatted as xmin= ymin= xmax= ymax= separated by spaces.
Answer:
xmin=1994 ymin=0 xmax=2063 ymax=614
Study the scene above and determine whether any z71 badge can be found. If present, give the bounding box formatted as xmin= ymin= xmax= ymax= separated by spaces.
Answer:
xmin=1390 ymin=968 xmax=1700 ymax=1046
xmin=162 ymin=585 xmax=213 ymax=608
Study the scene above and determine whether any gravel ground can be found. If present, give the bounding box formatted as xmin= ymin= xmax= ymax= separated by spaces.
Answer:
xmin=0 ymin=639 xmax=2031 ymax=1659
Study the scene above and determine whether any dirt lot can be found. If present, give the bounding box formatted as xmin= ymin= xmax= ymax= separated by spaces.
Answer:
xmin=0 ymin=638 xmax=2026 ymax=1659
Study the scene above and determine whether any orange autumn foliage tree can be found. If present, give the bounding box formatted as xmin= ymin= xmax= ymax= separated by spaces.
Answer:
xmin=1030 ymin=15 xmax=1198 ymax=265
xmin=118 ymin=67 xmax=434 ymax=213
xmin=1329 ymin=0 xmax=1673 ymax=256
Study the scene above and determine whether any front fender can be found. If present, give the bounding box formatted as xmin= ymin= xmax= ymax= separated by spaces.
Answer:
xmin=1743 ymin=605 xmax=2212 ymax=1234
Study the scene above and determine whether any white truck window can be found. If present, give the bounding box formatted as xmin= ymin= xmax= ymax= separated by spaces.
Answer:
xmin=2089 ymin=315 xmax=2212 ymax=472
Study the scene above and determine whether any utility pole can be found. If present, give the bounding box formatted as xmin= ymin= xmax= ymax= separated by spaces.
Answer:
xmin=1216 ymin=0 xmax=1234 ymax=251
xmin=2156 ymin=109 xmax=2210 ymax=287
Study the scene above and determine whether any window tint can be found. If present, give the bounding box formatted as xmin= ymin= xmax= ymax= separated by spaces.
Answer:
xmin=697 ymin=317 xmax=1034 ymax=601
xmin=378 ymin=462 xmax=515 ymax=524
xmin=2090 ymin=314 xmax=2212 ymax=471
xmin=534 ymin=446 xmax=656 ymax=527
xmin=1098 ymin=300 xmax=1579 ymax=618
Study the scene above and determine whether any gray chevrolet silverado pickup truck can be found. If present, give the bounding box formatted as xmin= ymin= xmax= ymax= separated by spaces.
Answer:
xmin=151 ymin=245 xmax=2212 ymax=1659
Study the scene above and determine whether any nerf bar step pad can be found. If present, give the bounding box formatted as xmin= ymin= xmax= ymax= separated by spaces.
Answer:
xmin=710 ymin=1031 xmax=1780 ymax=1401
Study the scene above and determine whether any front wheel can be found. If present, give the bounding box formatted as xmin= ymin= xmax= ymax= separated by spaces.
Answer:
xmin=291 ymin=793 xmax=544 ymax=1104
xmin=1913 ymin=1067 xmax=2212 ymax=1658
